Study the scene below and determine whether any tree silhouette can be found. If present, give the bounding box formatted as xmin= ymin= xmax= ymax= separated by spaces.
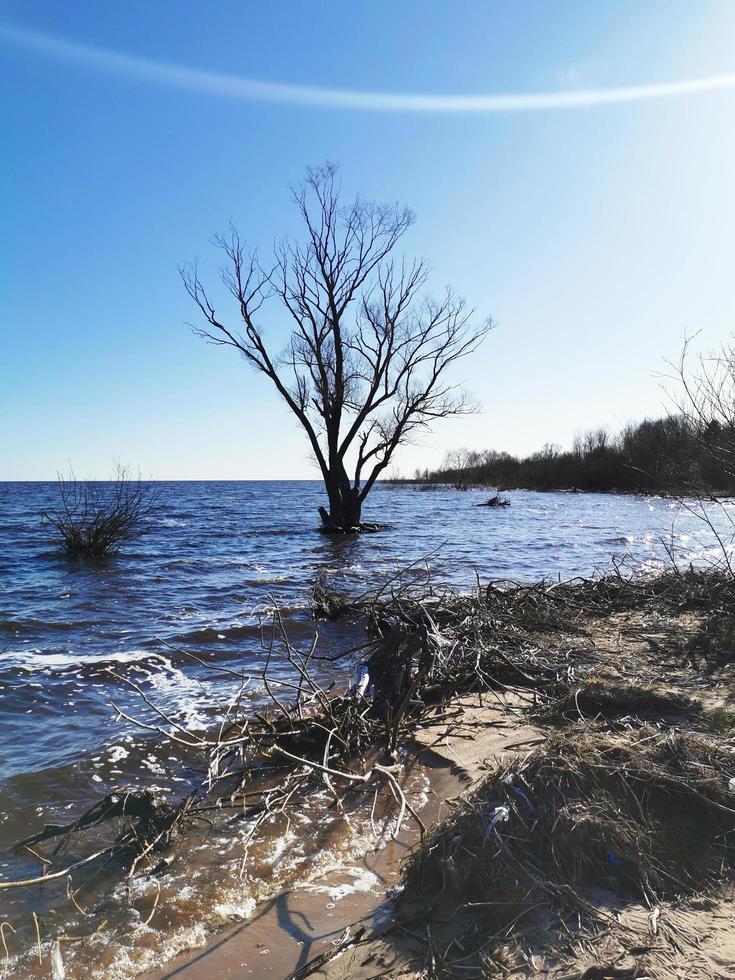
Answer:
xmin=183 ymin=165 xmax=491 ymax=531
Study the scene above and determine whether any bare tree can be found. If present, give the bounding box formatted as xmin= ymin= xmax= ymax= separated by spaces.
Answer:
xmin=443 ymin=447 xmax=475 ymax=490
xmin=665 ymin=336 xmax=735 ymax=571
xmin=668 ymin=337 xmax=735 ymax=489
xmin=182 ymin=165 xmax=492 ymax=532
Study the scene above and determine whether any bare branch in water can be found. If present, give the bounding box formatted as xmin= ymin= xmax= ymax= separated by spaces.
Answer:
xmin=43 ymin=461 xmax=159 ymax=559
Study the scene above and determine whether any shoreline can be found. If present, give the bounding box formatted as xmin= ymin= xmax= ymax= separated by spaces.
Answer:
xmin=147 ymin=693 xmax=537 ymax=979
xmin=146 ymin=568 xmax=735 ymax=980
xmin=4 ymin=567 xmax=735 ymax=978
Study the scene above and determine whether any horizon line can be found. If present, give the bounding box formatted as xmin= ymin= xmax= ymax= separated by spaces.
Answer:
xmin=3 ymin=22 xmax=735 ymax=114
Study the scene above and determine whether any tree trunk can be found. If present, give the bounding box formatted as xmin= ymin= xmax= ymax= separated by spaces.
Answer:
xmin=341 ymin=488 xmax=362 ymax=529
xmin=319 ymin=470 xmax=362 ymax=532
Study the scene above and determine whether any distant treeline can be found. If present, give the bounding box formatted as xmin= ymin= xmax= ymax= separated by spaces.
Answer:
xmin=415 ymin=416 xmax=735 ymax=494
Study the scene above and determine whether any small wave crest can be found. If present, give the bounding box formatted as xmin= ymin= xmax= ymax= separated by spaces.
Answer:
xmin=0 ymin=647 xmax=158 ymax=675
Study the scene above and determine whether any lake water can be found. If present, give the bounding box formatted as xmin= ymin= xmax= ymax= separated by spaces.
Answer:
xmin=0 ymin=480 xmax=730 ymax=976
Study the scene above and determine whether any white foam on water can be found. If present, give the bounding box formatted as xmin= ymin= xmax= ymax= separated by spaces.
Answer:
xmin=141 ymin=658 xmax=211 ymax=730
xmin=302 ymin=866 xmax=380 ymax=902
xmin=140 ymin=754 xmax=166 ymax=775
xmin=212 ymin=896 xmax=257 ymax=921
xmin=94 ymin=922 xmax=209 ymax=980
xmin=265 ymin=827 xmax=297 ymax=864
xmin=2 ymin=648 xmax=157 ymax=672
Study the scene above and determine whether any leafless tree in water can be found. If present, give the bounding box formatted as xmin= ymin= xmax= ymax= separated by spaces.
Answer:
xmin=182 ymin=164 xmax=492 ymax=532
xmin=44 ymin=463 xmax=158 ymax=558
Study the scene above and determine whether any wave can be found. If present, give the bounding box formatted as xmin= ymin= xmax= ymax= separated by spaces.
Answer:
xmin=0 ymin=647 xmax=162 ymax=674
xmin=165 ymin=608 xmax=312 ymax=647
xmin=0 ymin=615 xmax=98 ymax=635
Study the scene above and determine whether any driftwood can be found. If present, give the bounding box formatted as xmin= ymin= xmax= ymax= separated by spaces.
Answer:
xmin=475 ymin=494 xmax=510 ymax=508
xmin=1 ymin=791 xmax=191 ymax=893
xmin=17 ymin=790 xmax=175 ymax=850
xmin=318 ymin=506 xmax=386 ymax=534
xmin=285 ymin=925 xmax=367 ymax=980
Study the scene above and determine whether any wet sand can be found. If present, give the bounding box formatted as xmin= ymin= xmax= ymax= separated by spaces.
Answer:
xmin=148 ymin=694 xmax=537 ymax=979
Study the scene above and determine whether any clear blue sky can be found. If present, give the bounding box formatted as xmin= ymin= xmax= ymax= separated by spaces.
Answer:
xmin=2 ymin=1 xmax=735 ymax=479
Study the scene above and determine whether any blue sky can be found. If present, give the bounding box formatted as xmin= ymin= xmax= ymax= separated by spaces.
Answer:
xmin=2 ymin=1 xmax=735 ymax=479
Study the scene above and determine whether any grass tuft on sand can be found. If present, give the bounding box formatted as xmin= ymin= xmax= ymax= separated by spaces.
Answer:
xmin=406 ymin=726 xmax=735 ymax=910
xmin=397 ymin=723 xmax=735 ymax=977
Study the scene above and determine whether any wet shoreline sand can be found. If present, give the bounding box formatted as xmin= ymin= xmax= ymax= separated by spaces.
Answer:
xmin=148 ymin=694 xmax=536 ymax=979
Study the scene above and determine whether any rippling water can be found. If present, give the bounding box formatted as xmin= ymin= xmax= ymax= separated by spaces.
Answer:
xmin=0 ymin=480 xmax=730 ymax=976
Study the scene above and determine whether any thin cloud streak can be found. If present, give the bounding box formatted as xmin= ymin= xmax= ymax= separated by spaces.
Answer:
xmin=2 ymin=22 xmax=735 ymax=113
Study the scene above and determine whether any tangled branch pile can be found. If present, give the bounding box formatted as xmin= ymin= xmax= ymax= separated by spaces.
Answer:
xmin=0 ymin=790 xmax=188 ymax=894
xmin=314 ymin=573 xmax=594 ymax=709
